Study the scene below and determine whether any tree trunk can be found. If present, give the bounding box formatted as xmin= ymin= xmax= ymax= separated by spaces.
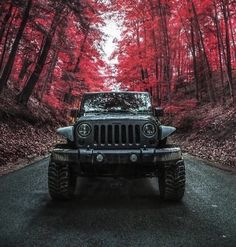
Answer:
xmin=213 ymin=0 xmax=225 ymax=102
xmin=0 ymin=3 xmax=13 ymax=45
xmin=226 ymin=2 xmax=236 ymax=62
xmin=17 ymin=9 xmax=62 ymax=105
xmin=191 ymin=0 xmax=216 ymax=102
xmin=73 ymin=30 xmax=89 ymax=73
xmin=190 ymin=21 xmax=200 ymax=101
xmin=0 ymin=0 xmax=32 ymax=93
xmin=221 ymin=0 xmax=234 ymax=99
xmin=148 ymin=0 xmax=161 ymax=103
xmin=16 ymin=58 xmax=33 ymax=88
xmin=17 ymin=34 xmax=53 ymax=105
xmin=39 ymin=48 xmax=59 ymax=101
xmin=158 ymin=0 xmax=171 ymax=102
xmin=0 ymin=9 xmax=16 ymax=73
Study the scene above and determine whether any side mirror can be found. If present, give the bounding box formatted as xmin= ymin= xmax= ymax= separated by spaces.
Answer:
xmin=154 ymin=107 xmax=164 ymax=117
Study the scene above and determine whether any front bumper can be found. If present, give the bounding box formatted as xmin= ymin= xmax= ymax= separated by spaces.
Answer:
xmin=51 ymin=147 xmax=182 ymax=165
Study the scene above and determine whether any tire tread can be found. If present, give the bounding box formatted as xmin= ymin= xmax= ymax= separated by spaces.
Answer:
xmin=159 ymin=160 xmax=186 ymax=201
xmin=48 ymin=161 xmax=75 ymax=200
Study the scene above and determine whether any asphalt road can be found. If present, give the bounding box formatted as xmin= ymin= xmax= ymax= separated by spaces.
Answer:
xmin=0 ymin=155 xmax=236 ymax=247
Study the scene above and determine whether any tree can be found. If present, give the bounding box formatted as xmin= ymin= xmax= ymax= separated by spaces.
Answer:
xmin=0 ymin=0 xmax=32 ymax=93
xmin=17 ymin=5 xmax=63 ymax=105
xmin=112 ymin=0 xmax=236 ymax=104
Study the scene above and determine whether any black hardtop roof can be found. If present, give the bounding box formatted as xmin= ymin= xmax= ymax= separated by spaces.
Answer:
xmin=84 ymin=91 xmax=150 ymax=95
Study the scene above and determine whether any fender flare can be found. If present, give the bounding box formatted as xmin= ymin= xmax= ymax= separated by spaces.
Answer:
xmin=159 ymin=125 xmax=176 ymax=140
xmin=57 ymin=126 xmax=74 ymax=142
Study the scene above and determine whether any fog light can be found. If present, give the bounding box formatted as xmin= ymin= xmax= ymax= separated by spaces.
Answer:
xmin=130 ymin=154 xmax=138 ymax=163
xmin=96 ymin=154 xmax=104 ymax=162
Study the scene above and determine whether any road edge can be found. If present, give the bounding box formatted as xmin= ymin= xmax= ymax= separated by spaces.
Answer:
xmin=0 ymin=154 xmax=50 ymax=177
xmin=183 ymin=153 xmax=236 ymax=173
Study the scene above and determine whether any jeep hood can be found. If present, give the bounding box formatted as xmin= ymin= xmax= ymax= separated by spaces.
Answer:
xmin=78 ymin=113 xmax=158 ymax=123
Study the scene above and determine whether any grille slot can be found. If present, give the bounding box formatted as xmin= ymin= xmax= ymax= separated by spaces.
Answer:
xmin=135 ymin=125 xmax=141 ymax=143
xmin=115 ymin=125 xmax=119 ymax=144
xmin=101 ymin=125 xmax=106 ymax=144
xmin=94 ymin=125 xmax=99 ymax=144
xmin=128 ymin=125 xmax=133 ymax=144
xmin=93 ymin=124 xmax=141 ymax=147
xmin=108 ymin=125 xmax=112 ymax=144
xmin=121 ymin=125 xmax=126 ymax=144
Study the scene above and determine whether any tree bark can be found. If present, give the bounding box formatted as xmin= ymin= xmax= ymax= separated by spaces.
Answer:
xmin=157 ymin=0 xmax=171 ymax=102
xmin=17 ymin=34 xmax=53 ymax=105
xmin=190 ymin=21 xmax=200 ymax=101
xmin=16 ymin=58 xmax=33 ymax=88
xmin=0 ymin=0 xmax=32 ymax=93
xmin=73 ymin=30 xmax=89 ymax=73
xmin=213 ymin=0 xmax=225 ymax=102
xmin=0 ymin=3 xmax=13 ymax=45
xmin=191 ymin=0 xmax=216 ymax=102
xmin=17 ymin=9 xmax=62 ymax=105
xmin=227 ymin=3 xmax=236 ymax=62
xmin=0 ymin=8 xmax=16 ymax=73
xmin=39 ymin=48 xmax=59 ymax=101
xmin=221 ymin=0 xmax=234 ymax=99
xmin=148 ymin=0 xmax=162 ymax=104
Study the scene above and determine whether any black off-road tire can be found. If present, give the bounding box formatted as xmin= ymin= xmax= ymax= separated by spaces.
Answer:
xmin=48 ymin=161 xmax=76 ymax=200
xmin=158 ymin=160 xmax=185 ymax=201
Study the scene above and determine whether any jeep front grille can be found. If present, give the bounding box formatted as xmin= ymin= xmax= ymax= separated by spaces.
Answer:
xmin=93 ymin=124 xmax=141 ymax=147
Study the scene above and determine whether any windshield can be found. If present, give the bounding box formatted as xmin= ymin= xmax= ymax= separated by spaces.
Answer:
xmin=81 ymin=92 xmax=152 ymax=113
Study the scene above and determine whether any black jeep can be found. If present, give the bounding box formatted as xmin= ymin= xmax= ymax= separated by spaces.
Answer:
xmin=48 ymin=92 xmax=185 ymax=201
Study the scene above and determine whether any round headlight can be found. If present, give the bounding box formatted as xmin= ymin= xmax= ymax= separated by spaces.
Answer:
xmin=143 ymin=123 xmax=156 ymax=137
xmin=77 ymin=123 xmax=91 ymax=137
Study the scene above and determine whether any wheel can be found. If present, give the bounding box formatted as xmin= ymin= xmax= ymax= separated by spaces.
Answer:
xmin=48 ymin=160 xmax=77 ymax=200
xmin=158 ymin=160 xmax=185 ymax=201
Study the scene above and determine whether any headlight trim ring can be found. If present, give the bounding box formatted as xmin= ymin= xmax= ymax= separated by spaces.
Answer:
xmin=142 ymin=122 xmax=157 ymax=137
xmin=77 ymin=123 xmax=92 ymax=137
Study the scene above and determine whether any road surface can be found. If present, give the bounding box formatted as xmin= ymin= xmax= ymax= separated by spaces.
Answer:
xmin=0 ymin=155 xmax=236 ymax=247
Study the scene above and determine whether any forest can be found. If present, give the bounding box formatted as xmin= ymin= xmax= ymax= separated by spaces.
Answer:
xmin=112 ymin=0 xmax=236 ymax=105
xmin=0 ymin=0 xmax=235 ymax=172
xmin=0 ymin=0 xmax=107 ymax=108
xmin=0 ymin=0 xmax=236 ymax=107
